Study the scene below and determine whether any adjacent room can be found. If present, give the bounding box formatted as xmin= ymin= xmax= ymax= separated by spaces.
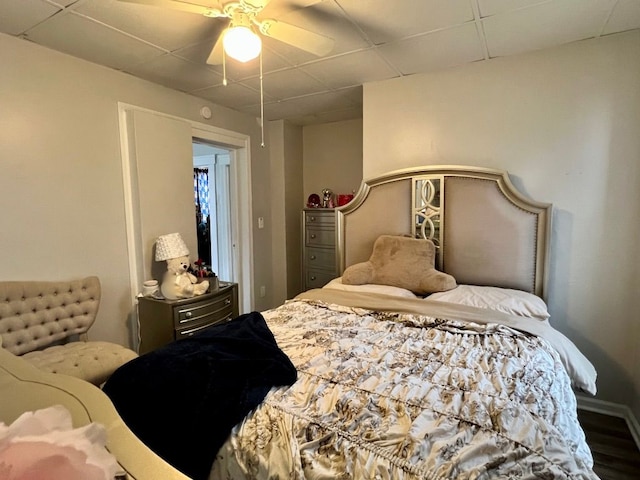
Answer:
xmin=1 ymin=0 xmax=639 ymax=478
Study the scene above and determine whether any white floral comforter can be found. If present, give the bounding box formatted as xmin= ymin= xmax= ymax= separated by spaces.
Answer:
xmin=211 ymin=290 xmax=599 ymax=480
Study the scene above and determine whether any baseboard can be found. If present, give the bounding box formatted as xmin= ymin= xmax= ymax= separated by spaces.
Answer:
xmin=576 ymin=394 xmax=640 ymax=450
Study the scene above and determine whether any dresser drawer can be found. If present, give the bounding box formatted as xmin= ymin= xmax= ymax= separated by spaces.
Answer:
xmin=305 ymin=211 xmax=334 ymax=226
xmin=305 ymin=247 xmax=336 ymax=271
xmin=305 ymin=269 xmax=336 ymax=289
xmin=305 ymin=227 xmax=335 ymax=247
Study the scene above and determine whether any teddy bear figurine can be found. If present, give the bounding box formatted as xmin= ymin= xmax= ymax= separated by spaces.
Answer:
xmin=155 ymin=232 xmax=209 ymax=300
xmin=161 ymin=255 xmax=209 ymax=300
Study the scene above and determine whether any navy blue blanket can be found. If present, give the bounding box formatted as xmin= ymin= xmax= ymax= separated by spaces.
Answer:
xmin=103 ymin=311 xmax=297 ymax=480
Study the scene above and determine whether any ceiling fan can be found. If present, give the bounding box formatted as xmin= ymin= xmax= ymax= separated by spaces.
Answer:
xmin=117 ymin=0 xmax=335 ymax=65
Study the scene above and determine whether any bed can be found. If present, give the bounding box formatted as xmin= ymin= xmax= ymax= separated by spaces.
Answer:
xmin=206 ymin=165 xmax=598 ymax=479
xmin=0 ymin=165 xmax=599 ymax=480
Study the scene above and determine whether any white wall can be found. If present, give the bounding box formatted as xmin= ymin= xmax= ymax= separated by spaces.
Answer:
xmin=363 ymin=31 xmax=640 ymax=416
xmin=303 ymin=119 xmax=363 ymax=204
xmin=0 ymin=32 xmax=273 ymax=347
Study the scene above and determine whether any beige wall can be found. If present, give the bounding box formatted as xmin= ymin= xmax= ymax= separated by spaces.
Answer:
xmin=282 ymin=122 xmax=304 ymax=299
xmin=363 ymin=31 xmax=640 ymax=417
xmin=0 ymin=32 xmax=274 ymax=347
xmin=268 ymin=120 xmax=304 ymax=304
xmin=303 ymin=119 xmax=363 ymax=205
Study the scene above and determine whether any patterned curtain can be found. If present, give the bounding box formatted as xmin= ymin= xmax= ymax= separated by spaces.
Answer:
xmin=194 ymin=168 xmax=210 ymax=220
xmin=194 ymin=168 xmax=211 ymax=265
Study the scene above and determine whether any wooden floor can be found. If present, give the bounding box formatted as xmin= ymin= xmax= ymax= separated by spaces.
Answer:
xmin=578 ymin=409 xmax=640 ymax=479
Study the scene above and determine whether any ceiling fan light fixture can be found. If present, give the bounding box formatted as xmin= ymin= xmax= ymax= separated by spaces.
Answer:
xmin=223 ymin=25 xmax=262 ymax=63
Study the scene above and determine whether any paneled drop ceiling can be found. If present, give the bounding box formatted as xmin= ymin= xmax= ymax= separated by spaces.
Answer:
xmin=2 ymin=0 xmax=639 ymax=125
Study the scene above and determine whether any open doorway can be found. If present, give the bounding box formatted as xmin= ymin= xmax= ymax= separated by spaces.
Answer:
xmin=192 ymin=141 xmax=233 ymax=282
xmin=119 ymin=103 xmax=254 ymax=316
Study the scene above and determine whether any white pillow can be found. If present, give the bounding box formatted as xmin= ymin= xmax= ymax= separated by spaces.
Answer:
xmin=426 ymin=284 xmax=550 ymax=320
xmin=323 ymin=277 xmax=418 ymax=299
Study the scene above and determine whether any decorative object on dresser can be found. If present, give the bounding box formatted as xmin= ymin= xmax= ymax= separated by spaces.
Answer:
xmin=155 ymin=232 xmax=209 ymax=300
xmin=306 ymin=193 xmax=321 ymax=208
xmin=137 ymin=282 xmax=238 ymax=354
xmin=321 ymin=187 xmax=334 ymax=208
xmin=0 ymin=277 xmax=137 ymax=386
xmin=337 ymin=193 xmax=354 ymax=206
xmin=302 ymin=208 xmax=336 ymax=290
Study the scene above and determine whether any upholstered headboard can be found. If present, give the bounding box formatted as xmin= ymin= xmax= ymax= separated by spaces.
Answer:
xmin=336 ymin=166 xmax=551 ymax=299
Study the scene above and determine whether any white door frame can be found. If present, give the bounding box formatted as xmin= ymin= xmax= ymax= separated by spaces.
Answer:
xmin=118 ymin=102 xmax=254 ymax=315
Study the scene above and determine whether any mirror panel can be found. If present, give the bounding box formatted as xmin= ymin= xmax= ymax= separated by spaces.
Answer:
xmin=412 ymin=176 xmax=443 ymax=269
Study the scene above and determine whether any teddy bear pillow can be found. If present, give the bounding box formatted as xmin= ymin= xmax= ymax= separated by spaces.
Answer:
xmin=342 ymin=235 xmax=456 ymax=295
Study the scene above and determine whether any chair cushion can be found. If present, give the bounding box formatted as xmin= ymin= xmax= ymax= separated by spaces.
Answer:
xmin=22 ymin=341 xmax=138 ymax=386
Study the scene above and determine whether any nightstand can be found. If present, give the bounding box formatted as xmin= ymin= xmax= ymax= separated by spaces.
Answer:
xmin=137 ymin=282 xmax=239 ymax=354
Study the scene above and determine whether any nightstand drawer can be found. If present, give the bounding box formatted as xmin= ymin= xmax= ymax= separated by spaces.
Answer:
xmin=175 ymin=310 xmax=234 ymax=338
xmin=174 ymin=291 xmax=234 ymax=329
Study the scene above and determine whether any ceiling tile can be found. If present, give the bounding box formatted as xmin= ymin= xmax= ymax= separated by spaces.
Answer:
xmin=260 ymin=0 xmax=335 ymax=19
xmin=269 ymin=0 xmax=371 ymax=56
xmin=483 ymin=0 xmax=617 ymax=58
xmin=478 ymin=0 xmax=548 ymax=17
xmin=301 ymin=49 xmax=398 ymax=89
xmin=336 ymin=0 xmax=474 ymax=44
xmin=377 ymin=23 xmax=484 ymax=75
xmin=0 ymin=0 xmax=60 ymax=35
xmin=195 ymin=81 xmax=267 ymax=109
xmin=603 ymin=0 xmax=640 ymax=35
xmin=249 ymin=86 xmax=361 ymax=121
xmin=243 ymin=67 xmax=328 ymax=100
xmin=257 ymin=35 xmax=319 ymax=67
xmin=24 ymin=10 xmax=164 ymax=70
xmin=125 ymin=54 xmax=223 ymax=92
xmin=74 ymin=0 xmax=222 ymax=51
xmin=286 ymin=106 xmax=362 ymax=126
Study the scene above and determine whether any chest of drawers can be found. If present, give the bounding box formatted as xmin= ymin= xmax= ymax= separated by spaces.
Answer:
xmin=302 ymin=209 xmax=337 ymax=290
xmin=137 ymin=282 xmax=239 ymax=354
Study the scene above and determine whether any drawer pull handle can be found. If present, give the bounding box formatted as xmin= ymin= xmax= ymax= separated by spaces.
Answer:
xmin=310 ymin=276 xmax=316 ymax=281
xmin=310 ymin=255 xmax=316 ymax=260
xmin=309 ymin=216 xmax=316 ymax=221
xmin=225 ymin=298 xmax=231 ymax=305
xmin=185 ymin=312 xmax=193 ymax=318
xmin=310 ymin=234 xmax=316 ymax=239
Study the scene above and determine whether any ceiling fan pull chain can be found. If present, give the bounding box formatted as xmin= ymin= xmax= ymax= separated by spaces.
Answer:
xmin=260 ymin=50 xmax=265 ymax=148
xmin=222 ymin=46 xmax=228 ymax=86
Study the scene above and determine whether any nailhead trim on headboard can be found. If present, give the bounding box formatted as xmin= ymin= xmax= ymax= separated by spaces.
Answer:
xmin=0 ymin=277 xmax=100 ymax=356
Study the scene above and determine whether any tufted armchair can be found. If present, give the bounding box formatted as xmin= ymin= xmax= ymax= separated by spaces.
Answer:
xmin=0 ymin=276 xmax=137 ymax=386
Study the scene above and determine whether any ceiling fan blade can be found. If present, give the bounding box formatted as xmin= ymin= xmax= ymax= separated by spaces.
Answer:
xmin=116 ymin=0 xmax=223 ymax=17
xmin=206 ymin=35 xmax=225 ymax=65
xmin=259 ymin=0 xmax=321 ymax=19
xmin=240 ymin=0 xmax=273 ymax=12
xmin=258 ymin=19 xmax=333 ymax=56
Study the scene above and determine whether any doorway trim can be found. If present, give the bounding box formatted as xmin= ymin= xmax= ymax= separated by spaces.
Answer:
xmin=118 ymin=102 xmax=254 ymax=317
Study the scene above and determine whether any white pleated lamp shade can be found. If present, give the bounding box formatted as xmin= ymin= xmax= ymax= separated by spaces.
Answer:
xmin=155 ymin=232 xmax=190 ymax=261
